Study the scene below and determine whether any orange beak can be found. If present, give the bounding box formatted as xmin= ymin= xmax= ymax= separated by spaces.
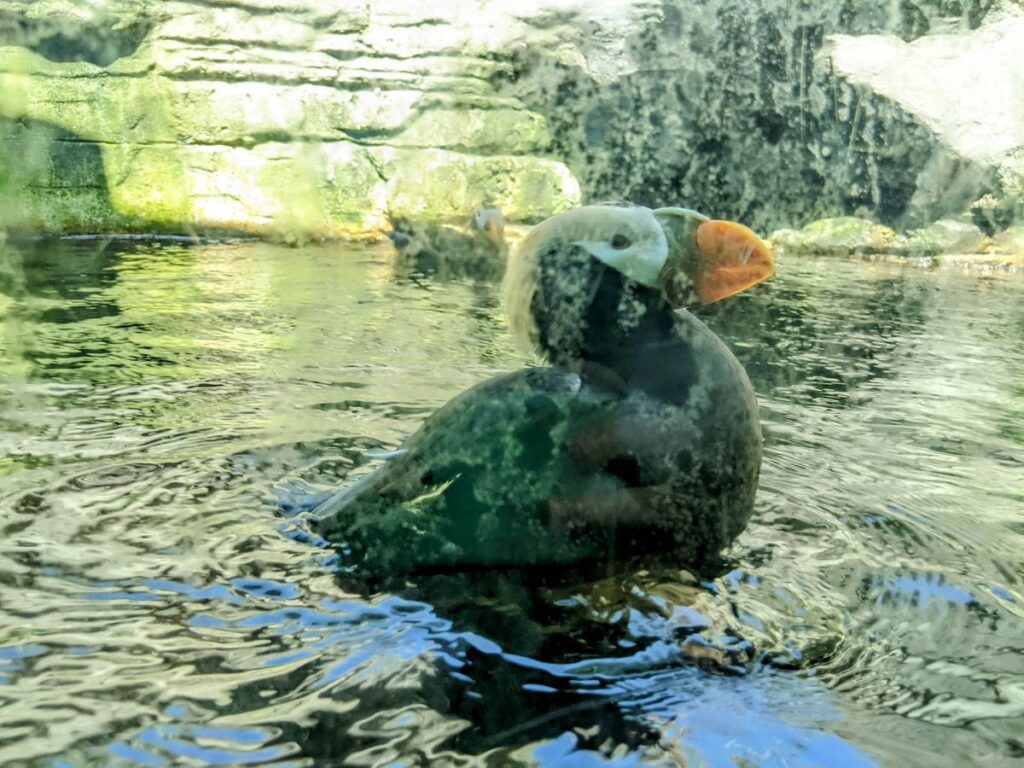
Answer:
xmin=692 ymin=219 xmax=775 ymax=304
xmin=484 ymin=219 xmax=503 ymax=245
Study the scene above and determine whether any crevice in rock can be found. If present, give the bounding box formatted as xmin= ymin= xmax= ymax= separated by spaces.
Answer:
xmin=384 ymin=18 xmax=451 ymax=29
xmin=364 ymin=150 xmax=387 ymax=184
xmin=160 ymin=69 xmax=491 ymax=96
xmin=49 ymin=138 xmax=178 ymax=148
xmin=320 ymin=49 xmax=364 ymax=63
xmin=155 ymin=35 xmax=318 ymax=53
xmin=0 ymin=10 xmax=152 ymax=67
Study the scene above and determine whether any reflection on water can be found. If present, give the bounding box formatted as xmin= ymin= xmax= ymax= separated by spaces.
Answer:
xmin=0 ymin=238 xmax=1022 ymax=766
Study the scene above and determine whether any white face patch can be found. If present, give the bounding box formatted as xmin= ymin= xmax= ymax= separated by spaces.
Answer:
xmin=502 ymin=205 xmax=672 ymax=359
xmin=573 ymin=223 xmax=668 ymax=287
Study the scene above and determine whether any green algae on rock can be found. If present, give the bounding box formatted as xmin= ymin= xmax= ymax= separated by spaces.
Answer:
xmin=375 ymin=148 xmax=580 ymax=224
xmin=768 ymin=215 xmax=1024 ymax=271
xmin=2 ymin=0 xmax=1022 ymax=240
xmin=992 ymin=225 xmax=1024 ymax=256
xmin=0 ymin=2 xmax=581 ymax=238
xmin=770 ymin=217 xmax=903 ymax=256
xmin=907 ymin=219 xmax=987 ymax=256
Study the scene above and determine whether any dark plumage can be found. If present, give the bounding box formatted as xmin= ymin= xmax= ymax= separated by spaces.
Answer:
xmin=318 ymin=204 xmax=774 ymax=584
xmin=388 ymin=207 xmax=506 ymax=281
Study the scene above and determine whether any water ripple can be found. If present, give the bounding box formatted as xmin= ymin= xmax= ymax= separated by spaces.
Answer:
xmin=1 ymin=242 xmax=1022 ymax=765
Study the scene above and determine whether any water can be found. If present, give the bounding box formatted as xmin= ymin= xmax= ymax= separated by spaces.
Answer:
xmin=0 ymin=238 xmax=1022 ymax=766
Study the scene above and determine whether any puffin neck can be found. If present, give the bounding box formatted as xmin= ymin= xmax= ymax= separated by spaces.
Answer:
xmin=540 ymin=261 xmax=678 ymax=374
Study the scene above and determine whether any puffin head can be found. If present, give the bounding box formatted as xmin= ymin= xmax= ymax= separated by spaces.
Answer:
xmin=471 ymin=206 xmax=505 ymax=246
xmin=502 ymin=203 xmax=773 ymax=365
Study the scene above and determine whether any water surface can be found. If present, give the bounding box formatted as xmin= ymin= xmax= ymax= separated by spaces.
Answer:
xmin=0 ymin=239 xmax=1022 ymax=766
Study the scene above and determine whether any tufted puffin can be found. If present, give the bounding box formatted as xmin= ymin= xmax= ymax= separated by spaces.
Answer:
xmin=317 ymin=203 xmax=774 ymax=584
xmin=389 ymin=206 xmax=507 ymax=281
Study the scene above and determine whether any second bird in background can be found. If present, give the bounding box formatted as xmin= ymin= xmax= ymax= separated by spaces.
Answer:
xmin=388 ymin=206 xmax=508 ymax=282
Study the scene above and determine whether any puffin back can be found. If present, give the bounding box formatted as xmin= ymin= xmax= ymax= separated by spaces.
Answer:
xmin=316 ymin=368 xmax=600 ymax=581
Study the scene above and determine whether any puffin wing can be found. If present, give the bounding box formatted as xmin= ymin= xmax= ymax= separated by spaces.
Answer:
xmin=550 ymin=311 xmax=763 ymax=564
xmin=314 ymin=367 xmax=588 ymax=577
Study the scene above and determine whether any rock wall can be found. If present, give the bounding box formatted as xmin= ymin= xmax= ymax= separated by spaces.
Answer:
xmin=0 ymin=0 xmax=584 ymax=238
xmin=0 ymin=0 xmax=1021 ymax=238
xmin=823 ymin=12 xmax=1024 ymax=231
xmin=500 ymin=0 xmax=1024 ymax=233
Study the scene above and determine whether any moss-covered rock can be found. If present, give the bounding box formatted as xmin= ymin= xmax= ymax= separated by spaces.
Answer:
xmin=183 ymin=141 xmax=388 ymax=239
xmin=0 ymin=48 xmax=169 ymax=143
xmin=770 ymin=217 xmax=904 ymax=256
xmin=4 ymin=0 xmax=1021 ymax=239
xmin=390 ymin=107 xmax=551 ymax=155
xmin=768 ymin=214 xmax=1024 ymax=269
xmin=0 ymin=1 xmax=579 ymax=238
xmin=998 ymin=148 xmax=1024 ymax=222
xmin=992 ymin=226 xmax=1024 ymax=255
xmin=907 ymin=219 xmax=986 ymax=255
xmin=169 ymin=83 xmax=422 ymax=145
xmin=0 ymin=118 xmax=135 ymax=232
xmin=373 ymin=147 xmax=580 ymax=224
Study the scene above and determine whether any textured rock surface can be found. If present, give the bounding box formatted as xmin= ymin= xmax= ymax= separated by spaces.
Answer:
xmin=769 ymin=214 xmax=1024 ymax=270
xmin=907 ymin=219 xmax=987 ymax=255
xmin=823 ymin=9 xmax=1024 ymax=230
xmin=1 ymin=0 xmax=1022 ymax=238
xmin=0 ymin=0 xmax=583 ymax=238
xmin=770 ymin=217 xmax=904 ymax=256
xmin=993 ymin=225 xmax=1024 ymax=254
xmin=499 ymin=0 xmax=1024 ymax=234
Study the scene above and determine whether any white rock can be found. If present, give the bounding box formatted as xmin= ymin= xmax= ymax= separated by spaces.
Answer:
xmin=823 ymin=10 xmax=1024 ymax=166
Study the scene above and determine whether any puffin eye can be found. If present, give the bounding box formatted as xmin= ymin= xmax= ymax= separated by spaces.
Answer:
xmin=610 ymin=234 xmax=631 ymax=250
